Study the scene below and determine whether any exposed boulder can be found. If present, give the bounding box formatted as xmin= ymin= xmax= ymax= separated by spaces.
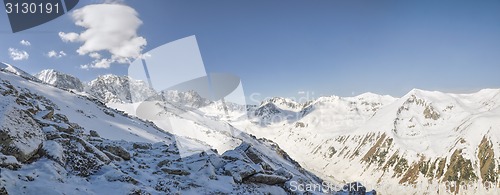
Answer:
xmin=89 ymin=130 xmax=100 ymax=137
xmin=133 ymin=142 xmax=151 ymax=150
xmin=223 ymin=160 xmax=263 ymax=183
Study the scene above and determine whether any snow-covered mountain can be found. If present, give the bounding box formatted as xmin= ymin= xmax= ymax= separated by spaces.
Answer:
xmin=159 ymin=90 xmax=211 ymax=108
xmin=26 ymin=66 xmax=500 ymax=194
xmin=35 ymin=69 xmax=85 ymax=92
xmin=253 ymin=97 xmax=304 ymax=123
xmin=234 ymin=89 xmax=500 ymax=194
xmin=1 ymin=64 xmax=378 ymax=194
xmin=86 ymin=74 xmax=156 ymax=103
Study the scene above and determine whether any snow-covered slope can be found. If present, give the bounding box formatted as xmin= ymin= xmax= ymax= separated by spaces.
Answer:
xmin=0 ymin=65 xmax=350 ymax=194
xmin=35 ymin=69 xmax=85 ymax=92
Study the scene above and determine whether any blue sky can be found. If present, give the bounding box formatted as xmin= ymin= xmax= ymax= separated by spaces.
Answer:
xmin=1 ymin=0 xmax=500 ymax=103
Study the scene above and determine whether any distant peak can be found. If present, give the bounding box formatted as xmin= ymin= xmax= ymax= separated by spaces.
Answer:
xmin=408 ymin=88 xmax=424 ymax=93
xmin=354 ymin=92 xmax=381 ymax=99
xmin=35 ymin=69 xmax=80 ymax=79
xmin=476 ymin=88 xmax=500 ymax=94
xmin=405 ymin=88 xmax=441 ymax=96
xmin=40 ymin=69 xmax=57 ymax=72
xmin=262 ymin=97 xmax=299 ymax=106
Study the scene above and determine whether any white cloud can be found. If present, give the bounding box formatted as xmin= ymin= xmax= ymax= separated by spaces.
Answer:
xmin=79 ymin=64 xmax=90 ymax=70
xmin=89 ymin=52 xmax=101 ymax=59
xmin=80 ymin=58 xmax=111 ymax=70
xmin=93 ymin=58 xmax=112 ymax=68
xmin=47 ymin=50 xmax=67 ymax=58
xmin=59 ymin=3 xmax=147 ymax=69
xmin=8 ymin=48 xmax=29 ymax=61
xmin=20 ymin=40 xmax=31 ymax=46
xmin=58 ymin=32 xmax=80 ymax=42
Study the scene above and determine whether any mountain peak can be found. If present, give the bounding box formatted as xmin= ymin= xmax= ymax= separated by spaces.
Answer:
xmin=35 ymin=69 xmax=84 ymax=92
xmin=352 ymin=92 xmax=396 ymax=102
xmin=402 ymin=88 xmax=446 ymax=101
xmin=260 ymin=97 xmax=302 ymax=111
xmin=87 ymin=75 xmax=156 ymax=103
xmin=161 ymin=90 xmax=211 ymax=108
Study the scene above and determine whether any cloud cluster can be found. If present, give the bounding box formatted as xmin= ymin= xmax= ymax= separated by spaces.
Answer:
xmin=47 ymin=50 xmax=67 ymax=58
xmin=59 ymin=3 xmax=147 ymax=69
xmin=80 ymin=58 xmax=111 ymax=69
xmin=8 ymin=48 xmax=29 ymax=61
xmin=59 ymin=32 xmax=79 ymax=42
xmin=20 ymin=40 xmax=31 ymax=46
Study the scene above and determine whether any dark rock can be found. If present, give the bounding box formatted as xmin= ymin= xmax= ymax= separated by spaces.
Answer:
xmin=157 ymin=159 xmax=171 ymax=168
xmin=0 ymin=186 xmax=8 ymax=195
xmin=89 ymin=130 xmax=100 ymax=137
xmin=42 ymin=109 xmax=54 ymax=120
xmin=133 ymin=143 xmax=151 ymax=150
xmin=245 ymin=173 xmax=288 ymax=185
xmin=160 ymin=168 xmax=190 ymax=176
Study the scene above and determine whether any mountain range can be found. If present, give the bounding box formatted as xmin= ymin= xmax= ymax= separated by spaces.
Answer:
xmin=32 ymin=66 xmax=500 ymax=194
xmin=2 ymin=63 xmax=373 ymax=194
xmin=2 ymin=63 xmax=499 ymax=194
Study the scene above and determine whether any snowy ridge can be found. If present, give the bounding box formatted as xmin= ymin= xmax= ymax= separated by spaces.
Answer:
xmin=0 ymin=62 xmax=39 ymax=81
